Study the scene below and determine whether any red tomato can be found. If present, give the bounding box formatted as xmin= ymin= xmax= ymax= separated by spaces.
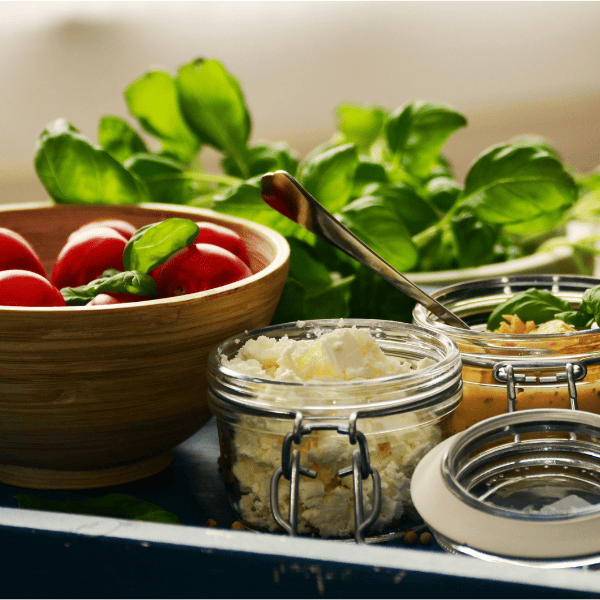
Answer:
xmin=0 ymin=269 xmax=66 ymax=307
xmin=151 ymin=222 xmax=251 ymax=281
xmin=87 ymin=292 xmax=151 ymax=306
xmin=0 ymin=227 xmax=46 ymax=277
xmin=195 ymin=222 xmax=251 ymax=267
xmin=155 ymin=243 xmax=252 ymax=298
xmin=69 ymin=219 xmax=138 ymax=241
xmin=51 ymin=227 xmax=128 ymax=289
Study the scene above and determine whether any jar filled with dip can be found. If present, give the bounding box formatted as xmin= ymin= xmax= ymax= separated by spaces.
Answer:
xmin=412 ymin=274 xmax=600 ymax=437
xmin=207 ymin=319 xmax=462 ymax=542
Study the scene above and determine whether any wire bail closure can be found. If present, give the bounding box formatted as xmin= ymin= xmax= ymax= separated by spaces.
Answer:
xmin=493 ymin=359 xmax=587 ymax=414
xmin=270 ymin=411 xmax=382 ymax=543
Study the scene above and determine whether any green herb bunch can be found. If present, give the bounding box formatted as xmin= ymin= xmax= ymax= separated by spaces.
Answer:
xmin=35 ymin=57 xmax=596 ymax=324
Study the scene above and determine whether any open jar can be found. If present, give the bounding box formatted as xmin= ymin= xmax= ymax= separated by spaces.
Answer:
xmin=412 ymin=274 xmax=600 ymax=437
xmin=207 ymin=319 xmax=462 ymax=542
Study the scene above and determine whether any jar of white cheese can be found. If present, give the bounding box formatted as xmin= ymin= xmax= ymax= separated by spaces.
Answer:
xmin=207 ymin=319 xmax=462 ymax=542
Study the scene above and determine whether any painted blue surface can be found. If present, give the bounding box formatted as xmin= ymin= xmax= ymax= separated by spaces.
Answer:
xmin=1 ymin=418 xmax=600 ymax=598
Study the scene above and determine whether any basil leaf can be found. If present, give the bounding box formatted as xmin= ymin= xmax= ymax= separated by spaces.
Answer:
xmin=503 ymin=209 xmax=567 ymax=236
xmin=413 ymin=225 xmax=457 ymax=272
xmin=272 ymin=239 xmax=352 ymax=323
xmin=554 ymin=311 xmax=594 ymax=330
xmin=340 ymin=196 xmax=418 ymax=272
xmin=125 ymin=153 xmax=200 ymax=205
xmin=507 ymin=135 xmax=563 ymax=161
xmin=286 ymin=237 xmax=335 ymax=287
xmin=377 ymin=184 xmax=438 ymax=236
xmin=221 ymin=142 xmax=299 ymax=179
xmin=61 ymin=271 xmax=157 ymax=306
xmin=212 ymin=177 xmax=299 ymax=237
xmin=98 ymin=116 xmax=148 ymax=162
xmin=15 ymin=493 xmax=181 ymax=524
xmin=125 ymin=69 xmax=200 ymax=164
xmin=384 ymin=102 xmax=467 ymax=179
xmin=271 ymin=280 xmax=307 ymax=324
xmin=34 ymin=119 xmax=149 ymax=205
xmin=425 ymin=176 xmax=461 ymax=212
xmin=461 ymin=143 xmax=577 ymax=225
xmin=299 ymin=143 xmax=359 ymax=214
xmin=487 ymin=288 xmax=572 ymax=331
xmin=579 ymin=285 xmax=600 ymax=324
xmin=353 ymin=160 xmax=389 ymax=196
xmin=123 ymin=218 xmax=199 ymax=274
xmin=176 ymin=59 xmax=251 ymax=177
xmin=349 ymin=266 xmax=416 ymax=323
xmin=571 ymin=190 xmax=600 ymax=223
xmin=336 ymin=104 xmax=387 ymax=152
xmin=450 ymin=209 xmax=501 ymax=269
xmin=576 ymin=169 xmax=600 ymax=193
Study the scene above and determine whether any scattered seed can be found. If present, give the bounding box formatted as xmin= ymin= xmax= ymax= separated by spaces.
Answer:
xmin=420 ymin=532 xmax=433 ymax=545
xmin=403 ymin=530 xmax=418 ymax=545
xmin=204 ymin=518 xmax=218 ymax=528
xmin=231 ymin=521 xmax=245 ymax=530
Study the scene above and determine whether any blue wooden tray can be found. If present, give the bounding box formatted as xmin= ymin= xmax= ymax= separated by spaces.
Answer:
xmin=1 ymin=418 xmax=600 ymax=598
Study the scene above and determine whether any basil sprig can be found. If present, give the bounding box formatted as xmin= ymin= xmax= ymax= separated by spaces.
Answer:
xmin=61 ymin=270 xmax=157 ymax=306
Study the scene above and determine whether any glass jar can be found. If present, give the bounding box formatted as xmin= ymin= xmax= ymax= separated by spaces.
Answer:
xmin=413 ymin=274 xmax=600 ymax=438
xmin=207 ymin=319 xmax=462 ymax=542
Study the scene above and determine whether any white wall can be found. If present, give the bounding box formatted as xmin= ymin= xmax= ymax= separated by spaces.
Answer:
xmin=2 ymin=1 xmax=600 ymax=204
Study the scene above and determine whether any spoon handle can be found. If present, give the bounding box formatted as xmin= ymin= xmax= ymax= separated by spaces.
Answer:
xmin=261 ymin=170 xmax=470 ymax=330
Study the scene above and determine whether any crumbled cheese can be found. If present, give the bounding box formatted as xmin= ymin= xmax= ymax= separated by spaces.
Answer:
xmin=225 ymin=326 xmax=418 ymax=383
xmin=222 ymin=325 xmax=441 ymax=538
xmin=493 ymin=315 xmax=577 ymax=335
xmin=534 ymin=319 xmax=577 ymax=335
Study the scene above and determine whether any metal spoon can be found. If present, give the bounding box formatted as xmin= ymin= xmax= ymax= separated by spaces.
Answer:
xmin=261 ymin=170 xmax=470 ymax=330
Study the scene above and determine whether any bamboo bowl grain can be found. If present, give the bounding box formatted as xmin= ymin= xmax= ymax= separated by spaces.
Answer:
xmin=0 ymin=201 xmax=290 ymax=490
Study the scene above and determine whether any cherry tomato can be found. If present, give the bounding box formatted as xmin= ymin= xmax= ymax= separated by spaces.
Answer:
xmin=51 ymin=226 xmax=128 ymax=289
xmin=0 ymin=227 xmax=46 ymax=277
xmin=69 ymin=219 xmax=138 ymax=241
xmin=155 ymin=243 xmax=252 ymax=298
xmin=0 ymin=269 xmax=66 ymax=307
xmin=195 ymin=222 xmax=251 ymax=267
xmin=87 ymin=292 xmax=151 ymax=306
xmin=150 ymin=222 xmax=251 ymax=281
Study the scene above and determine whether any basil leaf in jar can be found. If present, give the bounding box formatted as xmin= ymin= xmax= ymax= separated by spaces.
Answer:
xmin=579 ymin=285 xmax=600 ymax=326
xmin=487 ymin=288 xmax=572 ymax=332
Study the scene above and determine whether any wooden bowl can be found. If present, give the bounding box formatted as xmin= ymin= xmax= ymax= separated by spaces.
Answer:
xmin=0 ymin=202 xmax=290 ymax=489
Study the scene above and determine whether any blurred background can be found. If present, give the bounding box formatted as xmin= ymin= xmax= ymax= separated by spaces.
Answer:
xmin=2 ymin=0 xmax=600 ymax=205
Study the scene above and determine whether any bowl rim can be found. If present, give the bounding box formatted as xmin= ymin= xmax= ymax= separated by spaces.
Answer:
xmin=0 ymin=201 xmax=290 ymax=312
xmin=407 ymin=246 xmax=573 ymax=286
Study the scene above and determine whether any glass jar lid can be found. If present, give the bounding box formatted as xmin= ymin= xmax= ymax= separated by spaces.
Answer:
xmin=411 ymin=355 xmax=600 ymax=566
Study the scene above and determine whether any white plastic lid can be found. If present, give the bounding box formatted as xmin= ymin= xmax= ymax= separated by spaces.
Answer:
xmin=411 ymin=409 xmax=600 ymax=562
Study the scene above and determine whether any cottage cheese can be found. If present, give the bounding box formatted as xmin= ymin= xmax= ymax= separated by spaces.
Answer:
xmin=221 ymin=325 xmax=442 ymax=538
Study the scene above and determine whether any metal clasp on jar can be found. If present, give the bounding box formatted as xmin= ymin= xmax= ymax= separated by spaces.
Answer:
xmin=492 ymin=359 xmax=588 ymax=414
xmin=270 ymin=411 xmax=382 ymax=544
